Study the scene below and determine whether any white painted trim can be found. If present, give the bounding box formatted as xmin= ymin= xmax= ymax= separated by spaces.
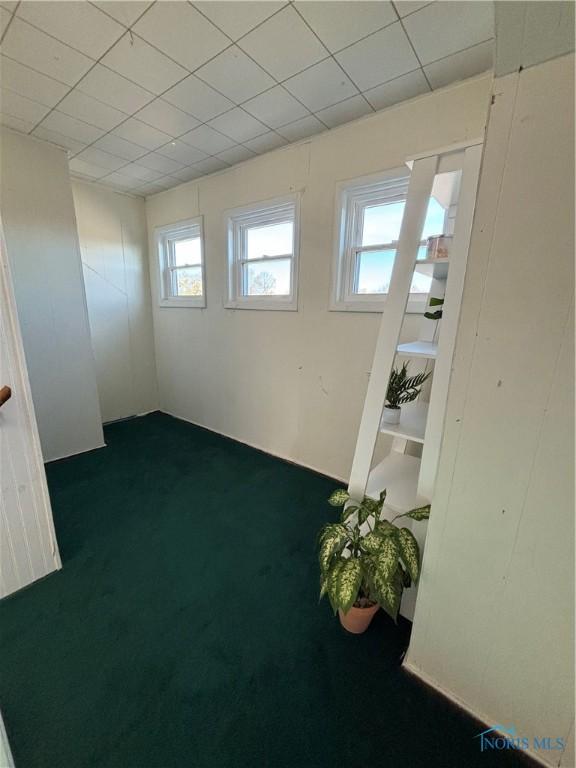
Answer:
xmin=44 ymin=442 xmax=107 ymax=465
xmin=159 ymin=409 xmax=347 ymax=484
xmin=224 ymin=193 xmax=300 ymax=312
xmin=405 ymin=137 xmax=485 ymax=164
xmin=154 ymin=216 xmax=206 ymax=309
xmin=0 ymin=710 xmax=14 ymax=768
xmin=403 ymin=662 xmax=553 ymax=768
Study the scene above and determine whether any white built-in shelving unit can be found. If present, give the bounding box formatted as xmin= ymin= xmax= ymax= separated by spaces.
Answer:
xmin=347 ymin=140 xmax=483 ymax=619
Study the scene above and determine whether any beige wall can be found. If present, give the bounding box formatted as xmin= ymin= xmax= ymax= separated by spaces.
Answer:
xmin=406 ymin=53 xmax=574 ymax=766
xmin=0 ymin=129 xmax=104 ymax=461
xmin=73 ymin=181 xmax=158 ymax=423
xmin=146 ymin=74 xmax=491 ymax=480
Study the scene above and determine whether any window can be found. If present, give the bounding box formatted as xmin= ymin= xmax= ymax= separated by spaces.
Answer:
xmin=156 ymin=218 xmax=205 ymax=308
xmin=331 ymin=170 xmax=446 ymax=312
xmin=226 ymin=196 xmax=299 ymax=311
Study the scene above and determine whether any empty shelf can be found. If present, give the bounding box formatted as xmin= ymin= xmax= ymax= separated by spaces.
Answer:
xmin=414 ymin=258 xmax=449 ymax=279
xmin=380 ymin=401 xmax=428 ymax=443
xmin=396 ymin=341 xmax=438 ymax=359
xmin=366 ymin=451 xmax=421 ymax=512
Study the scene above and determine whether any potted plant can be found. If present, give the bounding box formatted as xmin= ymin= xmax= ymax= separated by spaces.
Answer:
xmin=382 ymin=362 xmax=431 ymax=425
xmin=318 ymin=488 xmax=430 ymax=633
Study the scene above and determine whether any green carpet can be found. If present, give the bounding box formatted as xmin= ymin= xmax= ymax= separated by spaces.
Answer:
xmin=0 ymin=413 xmax=526 ymax=768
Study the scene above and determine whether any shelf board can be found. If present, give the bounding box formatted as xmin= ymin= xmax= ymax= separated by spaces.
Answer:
xmin=415 ymin=257 xmax=449 ymax=279
xmin=380 ymin=401 xmax=428 ymax=443
xmin=366 ymin=451 xmax=421 ymax=512
xmin=396 ymin=341 xmax=438 ymax=359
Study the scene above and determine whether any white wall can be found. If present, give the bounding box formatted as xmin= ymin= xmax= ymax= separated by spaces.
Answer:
xmin=406 ymin=53 xmax=574 ymax=766
xmin=73 ymin=181 xmax=158 ymax=423
xmin=0 ymin=129 xmax=104 ymax=461
xmin=146 ymin=75 xmax=491 ymax=480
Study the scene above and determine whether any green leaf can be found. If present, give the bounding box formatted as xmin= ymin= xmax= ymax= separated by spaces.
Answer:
xmin=424 ymin=310 xmax=443 ymax=320
xmin=379 ymin=489 xmax=387 ymax=504
xmin=405 ymin=504 xmax=431 ymax=521
xmin=429 ymin=297 xmax=444 ymax=306
xmin=397 ymin=527 xmax=420 ymax=582
xmin=340 ymin=505 xmax=358 ymax=523
xmin=375 ymin=520 xmax=397 ymax=536
xmin=334 ymin=558 xmax=362 ymax=614
xmin=318 ymin=524 xmax=348 ymax=575
xmin=327 ymin=559 xmax=346 ymax=613
xmin=377 ymin=572 xmax=402 ymax=622
xmin=362 ymin=531 xmax=386 ymax=554
xmin=358 ymin=505 xmax=373 ymax=525
xmin=372 ymin=536 xmax=399 ymax=584
xmin=328 ymin=489 xmax=350 ymax=507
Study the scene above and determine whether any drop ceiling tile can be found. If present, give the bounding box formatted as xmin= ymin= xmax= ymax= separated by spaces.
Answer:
xmin=0 ymin=112 xmax=35 ymax=133
xmin=0 ymin=2 xmax=18 ymax=12
xmin=0 ymin=56 xmax=70 ymax=108
xmin=239 ymin=6 xmax=327 ymax=81
xmin=394 ymin=1 xmax=434 ymax=18
xmin=92 ymin=133 xmax=148 ymax=160
xmin=335 ymin=22 xmax=419 ymax=91
xmin=169 ymin=166 xmax=205 ymax=182
xmin=0 ymin=86 xmax=51 ymax=124
xmin=156 ymin=139 xmax=208 ymax=165
xmin=242 ymin=85 xmax=308 ymax=128
xmin=69 ymin=158 xmax=109 ymax=179
xmin=243 ymin=131 xmax=287 ymax=153
xmin=32 ymin=125 xmax=87 ymax=154
xmin=424 ymin=40 xmax=494 ymax=89
xmin=133 ymin=2 xmax=229 ymax=72
xmin=74 ymin=146 xmax=128 ymax=171
xmin=136 ymin=181 xmax=168 ymax=195
xmin=136 ymin=99 xmax=200 ymax=136
xmin=100 ymin=170 xmax=138 ymax=189
xmin=363 ymin=68 xmax=429 ymax=110
xmin=40 ymin=110 xmax=105 ymax=144
xmin=314 ymin=94 xmax=372 ymax=128
xmin=136 ymin=152 xmax=185 ymax=174
xmin=284 ymin=58 xmax=358 ymax=112
xmin=163 ymin=74 xmax=233 ymax=121
xmin=0 ymin=7 xmax=12 ymax=37
xmin=192 ymin=156 xmax=229 ymax=175
xmin=1 ymin=18 xmax=93 ymax=86
xmin=100 ymin=32 xmax=188 ymax=95
xmin=216 ymin=145 xmax=256 ymax=165
xmin=276 ymin=114 xmax=324 ymax=141
xmin=116 ymin=162 xmax=163 ymax=181
xmin=294 ymin=1 xmax=397 ymax=53
xmin=207 ymin=107 xmax=268 ymax=142
xmin=402 ymin=1 xmax=493 ymax=65
xmin=17 ymin=1 xmax=125 ymax=59
xmin=196 ymin=46 xmax=274 ymax=103
xmin=180 ymin=124 xmax=235 ymax=154
xmin=57 ymin=90 xmax=127 ymax=131
xmin=92 ymin=1 xmax=152 ymax=27
xmin=111 ymin=117 xmax=172 ymax=150
xmin=77 ymin=65 xmax=155 ymax=113
xmin=193 ymin=1 xmax=285 ymax=41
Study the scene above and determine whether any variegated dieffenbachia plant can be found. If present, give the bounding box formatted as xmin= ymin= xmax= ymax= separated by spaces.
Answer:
xmin=318 ymin=488 xmax=430 ymax=622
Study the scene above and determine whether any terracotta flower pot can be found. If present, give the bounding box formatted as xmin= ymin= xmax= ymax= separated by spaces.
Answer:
xmin=338 ymin=602 xmax=380 ymax=634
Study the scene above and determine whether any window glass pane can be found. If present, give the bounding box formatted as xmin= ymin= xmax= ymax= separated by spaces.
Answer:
xmin=244 ymin=258 xmax=291 ymax=296
xmin=174 ymin=237 xmax=201 ymax=266
xmin=246 ymin=221 xmax=293 ymax=260
xmin=410 ymin=273 xmax=432 ymax=294
xmin=175 ymin=266 xmax=203 ymax=296
xmin=361 ymin=201 xmax=405 ymax=246
xmin=356 ymin=249 xmax=395 ymax=294
xmin=421 ymin=197 xmax=446 ymax=240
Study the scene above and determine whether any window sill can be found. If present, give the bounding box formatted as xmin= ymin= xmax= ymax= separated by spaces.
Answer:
xmin=225 ymin=299 xmax=297 ymax=312
xmin=330 ymin=297 xmax=428 ymax=314
xmin=159 ymin=297 xmax=206 ymax=309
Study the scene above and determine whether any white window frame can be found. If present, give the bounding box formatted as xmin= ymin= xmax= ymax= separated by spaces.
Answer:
xmin=225 ymin=195 xmax=299 ymax=311
xmin=330 ymin=168 xmax=431 ymax=313
xmin=155 ymin=217 xmax=206 ymax=308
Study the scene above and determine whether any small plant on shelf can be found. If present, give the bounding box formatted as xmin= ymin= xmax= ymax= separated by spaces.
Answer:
xmin=424 ymin=296 xmax=444 ymax=320
xmin=318 ymin=488 xmax=430 ymax=633
xmin=383 ymin=362 xmax=431 ymax=425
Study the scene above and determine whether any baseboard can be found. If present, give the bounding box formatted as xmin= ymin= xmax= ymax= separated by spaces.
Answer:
xmin=45 ymin=442 xmax=107 ymax=464
xmin=159 ymin=409 xmax=347 ymax=485
xmin=402 ymin=661 xmax=555 ymax=768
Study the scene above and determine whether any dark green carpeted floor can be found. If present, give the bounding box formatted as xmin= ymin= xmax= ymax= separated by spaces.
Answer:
xmin=0 ymin=413 xmax=527 ymax=768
